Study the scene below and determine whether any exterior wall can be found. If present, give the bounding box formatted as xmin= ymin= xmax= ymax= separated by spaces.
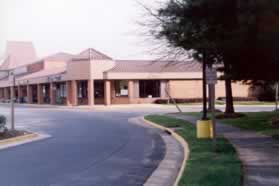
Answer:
xmin=65 ymin=60 xmax=91 ymax=80
xmin=215 ymin=81 xmax=250 ymax=98
xmin=169 ymin=80 xmax=250 ymax=99
xmin=91 ymin=60 xmax=115 ymax=79
xmin=0 ymin=45 xmax=253 ymax=106
xmin=111 ymin=80 xmax=164 ymax=104
xmin=44 ymin=60 xmax=67 ymax=70
xmin=27 ymin=61 xmax=44 ymax=74
xmin=111 ymin=80 xmax=169 ymax=104
xmin=130 ymin=98 xmax=159 ymax=104
xmin=65 ymin=60 xmax=115 ymax=81
xmin=169 ymin=80 xmax=203 ymax=98
xmin=112 ymin=97 xmax=129 ymax=104
xmin=105 ymin=72 xmax=202 ymax=80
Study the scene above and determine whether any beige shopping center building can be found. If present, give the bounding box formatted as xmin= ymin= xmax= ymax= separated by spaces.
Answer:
xmin=0 ymin=41 xmax=251 ymax=106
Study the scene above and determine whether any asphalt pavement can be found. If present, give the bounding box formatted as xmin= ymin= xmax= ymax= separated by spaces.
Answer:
xmin=0 ymin=104 xmax=274 ymax=186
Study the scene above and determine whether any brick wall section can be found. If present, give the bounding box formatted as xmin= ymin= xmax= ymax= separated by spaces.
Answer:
xmin=112 ymin=97 xmax=130 ymax=104
xmin=27 ymin=61 xmax=44 ymax=74
xmin=168 ymin=80 xmax=250 ymax=99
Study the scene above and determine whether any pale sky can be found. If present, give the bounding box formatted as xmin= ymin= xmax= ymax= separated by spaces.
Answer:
xmin=0 ymin=0 xmax=161 ymax=60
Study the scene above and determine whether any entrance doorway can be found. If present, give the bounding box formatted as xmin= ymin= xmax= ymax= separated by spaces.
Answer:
xmin=77 ymin=81 xmax=88 ymax=105
xmin=31 ymin=85 xmax=38 ymax=103
xmin=94 ymin=80 xmax=104 ymax=105
xmin=42 ymin=84 xmax=50 ymax=104
xmin=55 ymin=83 xmax=67 ymax=105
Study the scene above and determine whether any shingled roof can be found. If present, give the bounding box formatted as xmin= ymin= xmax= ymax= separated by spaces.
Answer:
xmin=17 ymin=67 xmax=66 ymax=81
xmin=72 ymin=48 xmax=112 ymax=61
xmin=0 ymin=41 xmax=38 ymax=70
xmin=106 ymin=60 xmax=202 ymax=73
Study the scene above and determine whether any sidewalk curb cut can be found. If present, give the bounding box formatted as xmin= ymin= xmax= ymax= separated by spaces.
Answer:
xmin=143 ymin=117 xmax=189 ymax=186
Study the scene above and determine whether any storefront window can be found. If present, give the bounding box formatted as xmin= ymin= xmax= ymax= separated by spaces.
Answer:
xmin=78 ymin=81 xmax=88 ymax=98
xmin=115 ymin=80 xmax=128 ymax=97
xmin=57 ymin=83 xmax=67 ymax=98
xmin=139 ymin=80 xmax=161 ymax=98
xmin=94 ymin=81 xmax=104 ymax=98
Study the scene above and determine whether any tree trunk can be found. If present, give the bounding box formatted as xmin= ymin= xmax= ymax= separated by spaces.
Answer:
xmin=225 ymin=76 xmax=235 ymax=114
xmin=202 ymin=52 xmax=208 ymax=120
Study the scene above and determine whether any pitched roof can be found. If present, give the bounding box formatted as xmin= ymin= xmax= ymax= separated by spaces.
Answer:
xmin=106 ymin=60 xmax=202 ymax=73
xmin=72 ymin=48 xmax=112 ymax=61
xmin=0 ymin=41 xmax=38 ymax=70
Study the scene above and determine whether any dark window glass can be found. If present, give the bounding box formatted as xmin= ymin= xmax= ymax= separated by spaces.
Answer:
xmin=56 ymin=83 xmax=67 ymax=98
xmin=94 ymin=81 xmax=104 ymax=98
xmin=78 ymin=81 xmax=88 ymax=98
xmin=139 ymin=80 xmax=160 ymax=98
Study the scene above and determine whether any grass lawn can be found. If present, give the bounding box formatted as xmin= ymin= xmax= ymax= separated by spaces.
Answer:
xmin=216 ymin=101 xmax=276 ymax=105
xmin=185 ymin=111 xmax=279 ymax=139
xmin=220 ymin=112 xmax=279 ymax=138
xmin=234 ymin=101 xmax=276 ymax=105
xmin=145 ymin=115 xmax=242 ymax=186
xmin=162 ymin=101 xmax=276 ymax=106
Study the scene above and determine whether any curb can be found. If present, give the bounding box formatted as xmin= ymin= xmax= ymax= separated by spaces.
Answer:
xmin=0 ymin=132 xmax=51 ymax=151
xmin=0 ymin=133 xmax=38 ymax=146
xmin=143 ymin=117 xmax=189 ymax=186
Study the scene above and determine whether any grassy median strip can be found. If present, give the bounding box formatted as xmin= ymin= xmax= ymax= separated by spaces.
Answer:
xmin=145 ymin=115 xmax=242 ymax=186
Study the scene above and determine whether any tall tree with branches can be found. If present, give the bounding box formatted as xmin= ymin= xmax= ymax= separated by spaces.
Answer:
xmin=143 ymin=0 xmax=279 ymax=114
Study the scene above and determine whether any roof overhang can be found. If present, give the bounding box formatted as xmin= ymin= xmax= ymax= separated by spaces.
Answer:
xmin=104 ymin=72 xmax=203 ymax=80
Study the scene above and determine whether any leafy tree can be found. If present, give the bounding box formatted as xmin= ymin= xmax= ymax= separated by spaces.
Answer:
xmin=144 ymin=0 xmax=279 ymax=115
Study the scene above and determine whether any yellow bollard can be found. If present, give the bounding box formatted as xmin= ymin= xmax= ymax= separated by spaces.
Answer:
xmin=197 ymin=120 xmax=213 ymax=139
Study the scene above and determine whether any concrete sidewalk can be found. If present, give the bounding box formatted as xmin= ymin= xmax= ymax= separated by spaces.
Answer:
xmin=167 ymin=113 xmax=279 ymax=186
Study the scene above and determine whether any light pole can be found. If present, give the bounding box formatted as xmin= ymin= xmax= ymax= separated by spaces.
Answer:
xmin=10 ymin=72 xmax=15 ymax=130
xmin=275 ymin=82 xmax=279 ymax=111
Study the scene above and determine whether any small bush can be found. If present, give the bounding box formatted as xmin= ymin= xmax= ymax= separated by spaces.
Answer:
xmin=155 ymin=97 xmax=258 ymax=104
xmin=217 ymin=97 xmax=258 ymax=102
xmin=271 ymin=117 xmax=279 ymax=128
xmin=0 ymin=115 xmax=7 ymax=133
xmin=154 ymin=98 xmax=205 ymax=104
xmin=216 ymin=113 xmax=246 ymax=119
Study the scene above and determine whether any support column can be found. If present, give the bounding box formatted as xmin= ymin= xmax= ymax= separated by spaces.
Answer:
xmin=104 ymin=80 xmax=111 ymax=106
xmin=88 ymin=79 xmax=94 ymax=106
xmin=66 ymin=81 xmax=72 ymax=106
xmin=37 ymin=84 xmax=44 ymax=104
xmin=111 ymin=81 xmax=116 ymax=100
xmin=4 ymin=88 xmax=9 ymax=100
xmin=27 ymin=85 xmax=33 ymax=104
xmin=71 ymin=80 xmax=78 ymax=106
xmin=128 ymin=80 xmax=134 ymax=104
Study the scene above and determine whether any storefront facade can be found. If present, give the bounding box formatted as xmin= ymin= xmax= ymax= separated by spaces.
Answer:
xmin=0 ymin=42 xmax=251 ymax=106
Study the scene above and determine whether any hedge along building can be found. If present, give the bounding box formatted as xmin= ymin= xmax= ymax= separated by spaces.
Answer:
xmin=0 ymin=41 xmax=251 ymax=106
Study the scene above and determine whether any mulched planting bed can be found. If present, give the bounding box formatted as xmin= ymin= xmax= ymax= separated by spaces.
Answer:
xmin=215 ymin=113 xmax=246 ymax=119
xmin=0 ymin=130 xmax=30 ymax=141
